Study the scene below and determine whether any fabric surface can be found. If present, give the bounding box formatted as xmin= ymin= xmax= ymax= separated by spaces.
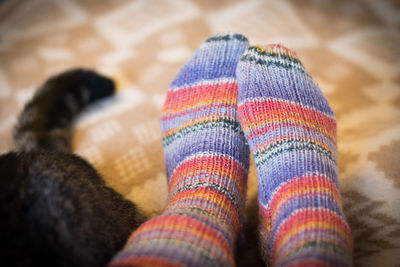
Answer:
xmin=237 ymin=44 xmax=353 ymax=266
xmin=0 ymin=0 xmax=399 ymax=266
xmin=110 ymin=33 xmax=250 ymax=266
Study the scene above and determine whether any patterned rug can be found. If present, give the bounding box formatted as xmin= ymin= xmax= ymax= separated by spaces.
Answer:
xmin=0 ymin=0 xmax=399 ymax=266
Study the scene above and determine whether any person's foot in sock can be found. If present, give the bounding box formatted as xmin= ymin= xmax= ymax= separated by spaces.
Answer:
xmin=109 ymin=34 xmax=250 ymax=267
xmin=236 ymin=44 xmax=353 ymax=266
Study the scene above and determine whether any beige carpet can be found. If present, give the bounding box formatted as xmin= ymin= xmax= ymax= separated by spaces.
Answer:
xmin=0 ymin=0 xmax=399 ymax=266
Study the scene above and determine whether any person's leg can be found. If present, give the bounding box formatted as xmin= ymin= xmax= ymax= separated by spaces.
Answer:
xmin=109 ymin=34 xmax=249 ymax=267
xmin=237 ymin=44 xmax=353 ymax=266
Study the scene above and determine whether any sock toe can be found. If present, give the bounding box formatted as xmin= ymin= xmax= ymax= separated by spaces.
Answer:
xmin=237 ymin=44 xmax=334 ymax=116
xmin=170 ymin=33 xmax=249 ymax=88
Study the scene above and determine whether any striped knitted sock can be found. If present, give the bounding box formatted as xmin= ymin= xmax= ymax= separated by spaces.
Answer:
xmin=109 ymin=34 xmax=250 ymax=267
xmin=236 ymin=45 xmax=353 ymax=267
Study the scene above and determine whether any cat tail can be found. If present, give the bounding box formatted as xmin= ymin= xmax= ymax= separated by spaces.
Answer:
xmin=13 ymin=69 xmax=115 ymax=153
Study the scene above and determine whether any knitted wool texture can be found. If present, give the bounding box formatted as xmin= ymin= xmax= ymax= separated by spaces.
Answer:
xmin=109 ymin=34 xmax=250 ymax=267
xmin=236 ymin=45 xmax=353 ymax=267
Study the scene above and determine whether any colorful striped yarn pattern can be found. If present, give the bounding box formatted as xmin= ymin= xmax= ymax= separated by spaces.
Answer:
xmin=236 ymin=45 xmax=353 ymax=266
xmin=109 ymin=34 xmax=249 ymax=267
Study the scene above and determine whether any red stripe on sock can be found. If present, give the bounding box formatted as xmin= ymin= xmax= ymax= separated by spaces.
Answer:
xmin=272 ymin=209 xmax=353 ymax=261
xmin=268 ymin=174 xmax=342 ymax=222
xmin=169 ymin=155 xmax=248 ymax=199
xmin=163 ymin=82 xmax=237 ymax=114
xmin=238 ymin=99 xmax=336 ymax=139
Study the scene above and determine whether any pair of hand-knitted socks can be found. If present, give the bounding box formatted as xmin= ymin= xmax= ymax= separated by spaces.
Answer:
xmin=109 ymin=34 xmax=353 ymax=267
